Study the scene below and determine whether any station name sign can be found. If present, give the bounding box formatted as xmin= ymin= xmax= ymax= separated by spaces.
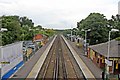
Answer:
xmin=105 ymin=59 xmax=112 ymax=66
xmin=1 ymin=62 xmax=10 ymax=64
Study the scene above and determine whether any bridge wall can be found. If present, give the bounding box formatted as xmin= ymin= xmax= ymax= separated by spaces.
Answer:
xmin=1 ymin=42 xmax=23 ymax=79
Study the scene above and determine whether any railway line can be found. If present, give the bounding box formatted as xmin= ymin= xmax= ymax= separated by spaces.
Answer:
xmin=37 ymin=35 xmax=84 ymax=79
xmin=60 ymin=36 xmax=84 ymax=79
xmin=27 ymin=35 xmax=95 ymax=80
xmin=37 ymin=36 xmax=58 ymax=79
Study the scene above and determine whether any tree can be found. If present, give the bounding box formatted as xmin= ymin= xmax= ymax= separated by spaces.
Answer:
xmin=108 ymin=14 xmax=120 ymax=39
xmin=20 ymin=16 xmax=34 ymax=27
xmin=77 ymin=13 xmax=109 ymax=45
xmin=1 ymin=15 xmax=55 ymax=45
xmin=1 ymin=15 xmax=21 ymax=45
xmin=36 ymin=25 xmax=43 ymax=30
xmin=63 ymin=29 xmax=71 ymax=36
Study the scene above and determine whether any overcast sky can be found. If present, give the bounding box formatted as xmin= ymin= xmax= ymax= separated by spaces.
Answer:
xmin=0 ymin=0 xmax=119 ymax=29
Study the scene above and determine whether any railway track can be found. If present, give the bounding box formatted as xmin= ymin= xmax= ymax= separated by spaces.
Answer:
xmin=37 ymin=36 xmax=58 ymax=79
xmin=60 ymin=36 xmax=84 ymax=79
xmin=37 ymin=35 xmax=84 ymax=80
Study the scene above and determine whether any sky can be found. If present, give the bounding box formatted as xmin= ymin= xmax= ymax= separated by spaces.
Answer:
xmin=0 ymin=0 xmax=120 ymax=29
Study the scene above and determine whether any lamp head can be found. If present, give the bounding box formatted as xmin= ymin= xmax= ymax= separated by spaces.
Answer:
xmin=87 ymin=29 xmax=91 ymax=31
xmin=1 ymin=28 xmax=8 ymax=32
xmin=111 ymin=29 xmax=119 ymax=32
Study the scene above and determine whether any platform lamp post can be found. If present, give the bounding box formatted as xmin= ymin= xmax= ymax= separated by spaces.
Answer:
xmin=81 ymin=29 xmax=91 ymax=56
xmin=71 ymin=27 xmax=73 ymax=42
xmin=73 ymin=29 xmax=76 ymax=42
xmin=105 ymin=29 xmax=119 ymax=79
xmin=75 ymin=28 xmax=79 ymax=42
xmin=76 ymin=28 xmax=78 ymax=36
xmin=75 ymin=28 xmax=79 ymax=36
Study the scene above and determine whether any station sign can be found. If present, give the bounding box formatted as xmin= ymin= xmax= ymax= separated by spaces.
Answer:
xmin=105 ymin=59 xmax=112 ymax=66
xmin=1 ymin=61 xmax=10 ymax=64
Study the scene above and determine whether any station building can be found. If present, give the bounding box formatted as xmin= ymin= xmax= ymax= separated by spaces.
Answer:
xmin=33 ymin=34 xmax=48 ymax=47
xmin=87 ymin=40 xmax=120 ymax=76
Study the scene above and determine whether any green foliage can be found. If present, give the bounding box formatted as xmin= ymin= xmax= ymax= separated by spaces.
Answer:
xmin=36 ymin=25 xmax=43 ymax=30
xmin=115 ymin=37 xmax=120 ymax=41
xmin=108 ymin=14 xmax=120 ymax=39
xmin=20 ymin=16 xmax=34 ymax=27
xmin=63 ymin=29 xmax=71 ymax=36
xmin=76 ymin=13 xmax=120 ymax=45
xmin=1 ymin=15 xmax=55 ymax=46
xmin=45 ymin=29 xmax=55 ymax=37
xmin=1 ymin=15 xmax=34 ymax=45
xmin=1 ymin=15 xmax=36 ymax=45
xmin=1 ymin=16 xmax=21 ymax=45
xmin=77 ymin=13 xmax=110 ymax=45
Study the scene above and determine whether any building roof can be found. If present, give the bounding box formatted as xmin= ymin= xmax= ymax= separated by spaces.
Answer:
xmin=33 ymin=34 xmax=43 ymax=41
xmin=89 ymin=40 xmax=120 ymax=57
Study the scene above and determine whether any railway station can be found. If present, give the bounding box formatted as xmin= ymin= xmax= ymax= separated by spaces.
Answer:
xmin=1 ymin=35 xmax=96 ymax=80
xmin=1 ymin=1 xmax=120 ymax=80
xmin=1 ymin=32 xmax=120 ymax=80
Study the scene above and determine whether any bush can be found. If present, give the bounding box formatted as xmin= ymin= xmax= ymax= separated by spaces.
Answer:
xmin=115 ymin=37 xmax=120 ymax=41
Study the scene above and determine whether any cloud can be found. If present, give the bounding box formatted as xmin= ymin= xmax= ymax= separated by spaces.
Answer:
xmin=0 ymin=0 xmax=119 ymax=29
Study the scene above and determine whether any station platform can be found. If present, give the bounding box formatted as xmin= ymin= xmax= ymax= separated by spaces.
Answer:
xmin=10 ymin=35 xmax=102 ymax=79
xmin=26 ymin=35 xmax=57 ymax=79
xmin=9 ymin=36 xmax=56 ymax=79
xmin=62 ymin=35 xmax=96 ymax=79
xmin=65 ymin=36 xmax=103 ymax=79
